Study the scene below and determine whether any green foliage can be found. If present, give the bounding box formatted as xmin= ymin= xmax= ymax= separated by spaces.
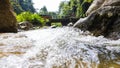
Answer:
xmin=48 ymin=12 xmax=58 ymax=19
xmin=31 ymin=13 xmax=45 ymax=26
xmin=17 ymin=12 xmax=45 ymax=26
xmin=59 ymin=1 xmax=72 ymax=18
xmin=10 ymin=0 xmax=35 ymax=14
xmin=58 ymin=0 xmax=93 ymax=18
xmin=10 ymin=0 xmax=24 ymax=14
xmin=39 ymin=6 xmax=48 ymax=15
xmin=51 ymin=22 xmax=62 ymax=27
xmin=84 ymin=0 xmax=93 ymax=3
xmin=17 ymin=12 xmax=32 ymax=22
xmin=38 ymin=6 xmax=59 ymax=19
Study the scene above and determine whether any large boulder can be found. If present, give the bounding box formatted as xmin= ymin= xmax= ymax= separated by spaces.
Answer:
xmin=74 ymin=0 xmax=120 ymax=39
xmin=0 ymin=0 xmax=17 ymax=33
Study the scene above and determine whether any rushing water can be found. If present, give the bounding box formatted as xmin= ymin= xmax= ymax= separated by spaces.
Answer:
xmin=0 ymin=27 xmax=120 ymax=68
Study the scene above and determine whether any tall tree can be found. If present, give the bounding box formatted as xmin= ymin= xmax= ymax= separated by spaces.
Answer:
xmin=58 ymin=1 xmax=72 ymax=18
xmin=58 ymin=0 xmax=93 ymax=18
xmin=20 ymin=0 xmax=35 ymax=12
xmin=10 ymin=0 xmax=35 ymax=14
xmin=39 ymin=6 xmax=48 ymax=15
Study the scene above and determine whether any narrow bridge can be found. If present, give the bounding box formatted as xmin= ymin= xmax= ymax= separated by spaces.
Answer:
xmin=46 ymin=18 xmax=79 ymax=26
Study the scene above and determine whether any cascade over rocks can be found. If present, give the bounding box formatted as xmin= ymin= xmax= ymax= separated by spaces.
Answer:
xmin=0 ymin=0 xmax=17 ymax=33
xmin=73 ymin=0 xmax=120 ymax=39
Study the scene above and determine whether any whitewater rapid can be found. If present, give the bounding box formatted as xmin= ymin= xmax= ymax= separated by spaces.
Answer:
xmin=0 ymin=27 xmax=120 ymax=68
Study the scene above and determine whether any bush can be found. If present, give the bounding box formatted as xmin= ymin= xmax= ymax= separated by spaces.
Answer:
xmin=51 ymin=22 xmax=62 ymax=27
xmin=17 ymin=12 xmax=45 ymax=26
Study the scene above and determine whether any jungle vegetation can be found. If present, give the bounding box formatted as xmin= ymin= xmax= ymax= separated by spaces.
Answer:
xmin=10 ymin=0 xmax=93 ymax=26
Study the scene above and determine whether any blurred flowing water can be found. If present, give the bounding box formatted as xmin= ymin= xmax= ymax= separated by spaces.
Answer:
xmin=0 ymin=27 xmax=120 ymax=68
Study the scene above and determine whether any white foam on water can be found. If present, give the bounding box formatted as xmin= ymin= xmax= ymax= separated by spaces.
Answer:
xmin=0 ymin=27 xmax=120 ymax=68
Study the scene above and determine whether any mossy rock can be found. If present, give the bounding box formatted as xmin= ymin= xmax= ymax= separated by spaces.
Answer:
xmin=0 ymin=0 xmax=17 ymax=33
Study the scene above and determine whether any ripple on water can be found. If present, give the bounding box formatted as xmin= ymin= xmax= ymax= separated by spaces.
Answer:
xmin=0 ymin=33 xmax=33 ymax=58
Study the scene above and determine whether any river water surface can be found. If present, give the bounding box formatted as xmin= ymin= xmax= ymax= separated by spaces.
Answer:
xmin=0 ymin=27 xmax=120 ymax=68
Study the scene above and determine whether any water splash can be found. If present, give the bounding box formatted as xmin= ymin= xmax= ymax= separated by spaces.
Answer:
xmin=0 ymin=27 xmax=120 ymax=68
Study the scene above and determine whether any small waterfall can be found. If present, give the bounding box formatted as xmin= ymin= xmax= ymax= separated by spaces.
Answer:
xmin=0 ymin=27 xmax=120 ymax=68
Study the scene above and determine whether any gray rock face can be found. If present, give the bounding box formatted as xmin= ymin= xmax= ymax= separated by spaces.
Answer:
xmin=0 ymin=0 xmax=17 ymax=33
xmin=74 ymin=0 xmax=120 ymax=39
xmin=86 ymin=0 xmax=120 ymax=16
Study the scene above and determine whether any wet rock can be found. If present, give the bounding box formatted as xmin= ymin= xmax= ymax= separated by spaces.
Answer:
xmin=74 ymin=0 xmax=120 ymax=39
xmin=18 ymin=21 xmax=33 ymax=31
xmin=50 ymin=25 xmax=57 ymax=28
xmin=0 ymin=0 xmax=17 ymax=33
xmin=67 ymin=22 xmax=73 ymax=27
